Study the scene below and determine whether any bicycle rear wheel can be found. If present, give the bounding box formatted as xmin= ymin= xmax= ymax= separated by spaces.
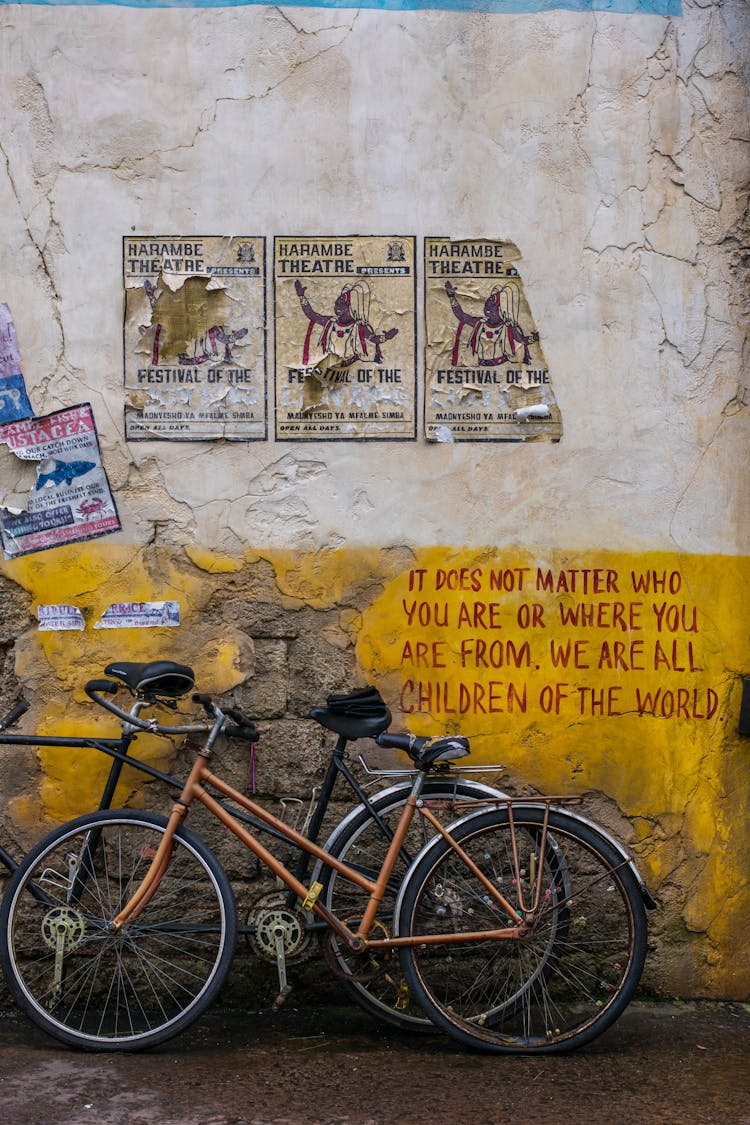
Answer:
xmin=396 ymin=806 xmax=648 ymax=1053
xmin=0 ymin=809 xmax=236 ymax=1051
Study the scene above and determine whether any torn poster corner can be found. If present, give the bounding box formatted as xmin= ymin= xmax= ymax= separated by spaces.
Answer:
xmin=93 ymin=601 xmax=180 ymax=630
xmin=427 ymin=425 xmax=455 ymax=444
xmin=37 ymin=604 xmax=86 ymax=631
xmin=0 ymin=303 xmax=35 ymax=425
xmin=0 ymin=403 xmax=121 ymax=559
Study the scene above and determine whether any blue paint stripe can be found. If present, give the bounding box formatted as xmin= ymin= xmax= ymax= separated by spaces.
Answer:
xmin=0 ymin=0 xmax=682 ymax=13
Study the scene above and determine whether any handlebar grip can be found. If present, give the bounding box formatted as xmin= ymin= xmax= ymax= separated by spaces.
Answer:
xmin=224 ymin=722 xmax=259 ymax=743
xmin=192 ymin=693 xmax=216 ymax=716
xmin=376 ymin=732 xmax=416 ymax=752
xmin=85 ymin=679 xmax=120 ymax=695
xmin=0 ymin=699 xmax=30 ymax=731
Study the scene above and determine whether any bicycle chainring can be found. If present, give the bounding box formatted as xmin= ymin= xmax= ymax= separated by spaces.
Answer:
xmin=246 ymin=892 xmax=313 ymax=963
xmin=41 ymin=906 xmax=86 ymax=952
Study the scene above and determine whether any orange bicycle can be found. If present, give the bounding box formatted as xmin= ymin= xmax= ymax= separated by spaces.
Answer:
xmin=0 ymin=662 xmax=653 ymax=1053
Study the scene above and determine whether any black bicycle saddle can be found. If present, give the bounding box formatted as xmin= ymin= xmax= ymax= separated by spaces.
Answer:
xmin=309 ymin=685 xmax=392 ymax=741
xmin=103 ymin=660 xmax=196 ymax=698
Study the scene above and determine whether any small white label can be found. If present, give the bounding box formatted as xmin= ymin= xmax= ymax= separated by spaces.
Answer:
xmin=37 ymin=604 xmax=86 ymax=631
xmin=94 ymin=601 xmax=180 ymax=629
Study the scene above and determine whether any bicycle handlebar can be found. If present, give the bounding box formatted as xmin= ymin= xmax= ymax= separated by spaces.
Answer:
xmin=84 ymin=680 xmax=258 ymax=742
xmin=376 ymin=731 xmax=427 ymax=754
xmin=85 ymin=680 xmax=213 ymax=735
xmin=0 ymin=699 xmax=30 ymax=731
xmin=192 ymin=695 xmax=258 ymax=741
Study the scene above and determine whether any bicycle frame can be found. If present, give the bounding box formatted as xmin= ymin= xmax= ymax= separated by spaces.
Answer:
xmin=0 ymin=701 xmax=495 ymax=916
xmin=0 ymin=727 xmax=143 ymax=876
xmin=110 ymin=744 xmax=530 ymax=953
xmin=0 ymin=687 xmax=517 ymax=952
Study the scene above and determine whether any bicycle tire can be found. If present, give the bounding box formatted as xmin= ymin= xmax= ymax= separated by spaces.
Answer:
xmin=0 ymin=809 xmax=236 ymax=1051
xmin=321 ymin=778 xmax=507 ymax=1032
xmin=396 ymin=806 xmax=648 ymax=1053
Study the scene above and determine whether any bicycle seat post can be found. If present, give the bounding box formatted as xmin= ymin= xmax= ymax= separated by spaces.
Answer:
xmin=96 ymin=699 xmax=153 ymax=812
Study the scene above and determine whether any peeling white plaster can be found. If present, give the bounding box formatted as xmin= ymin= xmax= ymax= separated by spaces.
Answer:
xmin=0 ymin=3 xmax=746 ymax=555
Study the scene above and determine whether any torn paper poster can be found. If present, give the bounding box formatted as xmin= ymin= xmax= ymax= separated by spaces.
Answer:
xmin=0 ymin=403 xmax=121 ymax=559
xmin=274 ymin=236 xmax=417 ymax=441
xmin=424 ymin=239 xmax=562 ymax=443
xmin=0 ymin=304 xmax=34 ymax=425
xmin=37 ymin=604 xmax=86 ymax=631
xmin=123 ymin=236 xmax=266 ymax=440
xmin=94 ymin=601 xmax=180 ymax=629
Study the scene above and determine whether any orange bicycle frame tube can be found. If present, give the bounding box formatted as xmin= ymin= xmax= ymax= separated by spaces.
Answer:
xmin=112 ymin=752 xmax=529 ymax=950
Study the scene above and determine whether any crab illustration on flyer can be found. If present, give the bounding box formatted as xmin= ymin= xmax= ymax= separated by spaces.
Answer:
xmin=274 ymin=236 xmax=417 ymax=440
xmin=424 ymin=237 xmax=562 ymax=442
xmin=0 ymin=404 xmax=121 ymax=559
xmin=123 ymin=235 xmax=267 ymax=441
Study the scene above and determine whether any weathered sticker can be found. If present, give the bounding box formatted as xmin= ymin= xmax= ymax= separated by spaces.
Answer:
xmin=123 ymin=236 xmax=267 ymax=440
xmin=424 ymin=238 xmax=562 ymax=442
xmin=274 ymin=236 xmax=417 ymax=440
xmin=0 ymin=304 xmax=34 ymax=426
xmin=93 ymin=601 xmax=181 ymax=629
xmin=0 ymin=404 xmax=121 ymax=558
xmin=37 ymin=604 xmax=86 ymax=631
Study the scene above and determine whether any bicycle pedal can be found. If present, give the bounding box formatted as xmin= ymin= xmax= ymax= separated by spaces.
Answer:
xmin=271 ymin=984 xmax=293 ymax=1012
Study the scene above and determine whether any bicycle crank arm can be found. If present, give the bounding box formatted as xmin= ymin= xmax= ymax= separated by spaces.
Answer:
xmin=271 ymin=925 xmax=293 ymax=1011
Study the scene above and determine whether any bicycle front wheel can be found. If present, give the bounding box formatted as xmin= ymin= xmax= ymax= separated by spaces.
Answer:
xmin=0 ymin=809 xmax=236 ymax=1051
xmin=396 ymin=806 xmax=648 ymax=1053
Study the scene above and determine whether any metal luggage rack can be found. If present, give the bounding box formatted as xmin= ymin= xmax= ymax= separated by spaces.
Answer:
xmin=356 ymin=753 xmax=506 ymax=780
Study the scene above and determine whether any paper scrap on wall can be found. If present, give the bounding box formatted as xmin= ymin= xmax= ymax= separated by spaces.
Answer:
xmin=94 ymin=601 xmax=180 ymax=629
xmin=0 ymin=304 xmax=34 ymax=425
xmin=424 ymin=239 xmax=562 ymax=442
xmin=274 ymin=236 xmax=417 ymax=440
xmin=123 ymin=236 xmax=267 ymax=440
xmin=0 ymin=404 xmax=121 ymax=559
xmin=38 ymin=604 xmax=86 ymax=631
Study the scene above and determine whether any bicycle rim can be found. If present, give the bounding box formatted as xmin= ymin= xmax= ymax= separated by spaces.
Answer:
xmin=1 ymin=810 xmax=236 ymax=1050
xmin=397 ymin=808 xmax=647 ymax=1053
xmin=323 ymin=780 xmax=506 ymax=1032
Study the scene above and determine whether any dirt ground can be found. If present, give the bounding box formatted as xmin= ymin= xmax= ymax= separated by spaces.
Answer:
xmin=0 ymin=999 xmax=748 ymax=1125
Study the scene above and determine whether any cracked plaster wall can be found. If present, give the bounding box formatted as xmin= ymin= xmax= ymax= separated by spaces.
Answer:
xmin=0 ymin=1 xmax=748 ymax=1001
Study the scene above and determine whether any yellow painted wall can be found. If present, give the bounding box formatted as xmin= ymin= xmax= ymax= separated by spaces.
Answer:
xmin=1 ymin=542 xmax=748 ymax=998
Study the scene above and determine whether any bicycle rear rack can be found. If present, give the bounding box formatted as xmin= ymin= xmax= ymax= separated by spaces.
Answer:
xmin=356 ymin=754 xmax=506 ymax=781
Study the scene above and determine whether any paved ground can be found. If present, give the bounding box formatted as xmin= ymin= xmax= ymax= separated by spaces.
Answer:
xmin=0 ymin=999 xmax=748 ymax=1125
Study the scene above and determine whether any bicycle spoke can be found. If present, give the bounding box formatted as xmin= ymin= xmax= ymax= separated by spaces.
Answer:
xmin=398 ymin=808 xmax=647 ymax=1053
xmin=1 ymin=812 xmax=235 ymax=1049
xmin=322 ymin=781 xmax=508 ymax=1032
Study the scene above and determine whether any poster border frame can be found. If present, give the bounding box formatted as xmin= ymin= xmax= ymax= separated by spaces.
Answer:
xmin=273 ymin=233 xmax=418 ymax=444
xmin=122 ymin=234 xmax=268 ymax=444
